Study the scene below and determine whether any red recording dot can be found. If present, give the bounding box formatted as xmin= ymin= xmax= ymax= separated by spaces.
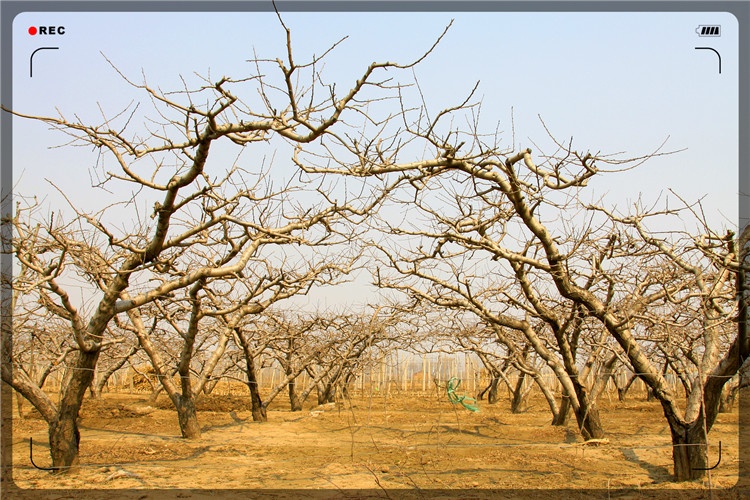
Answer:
xmin=28 ymin=26 xmax=37 ymax=35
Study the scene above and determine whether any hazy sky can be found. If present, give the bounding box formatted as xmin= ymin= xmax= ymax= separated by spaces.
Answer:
xmin=10 ymin=10 xmax=740 ymax=310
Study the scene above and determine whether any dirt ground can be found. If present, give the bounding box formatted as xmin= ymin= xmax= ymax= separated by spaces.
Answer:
xmin=4 ymin=386 xmax=744 ymax=499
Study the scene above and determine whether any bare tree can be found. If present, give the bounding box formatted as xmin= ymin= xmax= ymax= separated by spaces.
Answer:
xmin=304 ymin=308 xmax=401 ymax=405
xmin=2 ymin=19 xmax=446 ymax=468
xmin=232 ymin=306 xmax=400 ymax=422
xmin=369 ymin=237 xmax=609 ymax=440
xmin=294 ymin=79 xmax=746 ymax=478
xmin=457 ymin=323 xmax=559 ymax=417
xmin=232 ymin=312 xmax=337 ymax=421
xmin=586 ymin=203 xmax=747 ymax=478
xmin=263 ymin=312 xmax=329 ymax=411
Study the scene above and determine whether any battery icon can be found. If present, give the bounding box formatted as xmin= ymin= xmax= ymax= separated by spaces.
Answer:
xmin=696 ymin=25 xmax=721 ymax=36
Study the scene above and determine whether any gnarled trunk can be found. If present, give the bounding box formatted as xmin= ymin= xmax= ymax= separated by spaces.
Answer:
xmin=718 ymin=383 xmax=738 ymax=413
xmin=529 ymin=371 xmax=560 ymax=424
xmin=245 ymin=355 xmax=267 ymax=422
xmin=572 ymin=382 xmax=605 ymax=440
xmin=288 ymin=376 xmax=302 ymax=412
xmin=92 ymin=346 xmax=138 ymax=399
xmin=553 ymin=389 xmax=571 ymax=426
xmin=510 ymin=371 xmax=529 ymax=413
xmin=49 ymin=415 xmax=80 ymax=470
xmin=616 ymin=373 xmax=637 ymax=402
xmin=667 ymin=417 xmax=708 ymax=481
xmin=317 ymin=382 xmax=336 ymax=405
xmin=49 ymin=349 xmax=100 ymax=471
xmin=486 ymin=376 xmax=500 ymax=404
xmin=477 ymin=375 xmax=499 ymax=403
xmin=174 ymin=396 xmax=201 ymax=439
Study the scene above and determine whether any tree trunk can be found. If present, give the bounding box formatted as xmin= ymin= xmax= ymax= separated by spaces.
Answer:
xmin=530 ymin=371 xmax=560 ymax=424
xmin=89 ymin=368 xmax=100 ymax=398
xmin=719 ymin=381 xmax=737 ymax=413
xmin=667 ymin=417 xmax=708 ymax=481
xmin=572 ymin=382 xmax=605 ymax=440
xmin=244 ymin=355 xmax=267 ymax=422
xmin=202 ymin=377 xmax=220 ymax=395
xmin=326 ymin=385 xmax=337 ymax=403
xmin=590 ymin=354 xmax=618 ymax=403
xmin=174 ymin=396 xmax=201 ymax=439
xmin=235 ymin=328 xmax=267 ymax=422
xmin=49 ymin=414 xmax=80 ymax=470
xmin=299 ymin=377 xmax=318 ymax=405
xmin=341 ymin=372 xmax=356 ymax=399
xmin=15 ymin=390 xmax=24 ymax=419
xmin=288 ymin=376 xmax=302 ymax=412
xmin=617 ymin=387 xmax=627 ymax=402
xmin=250 ymin=394 xmax=267 ymax=422
xmin=616 ymin=373 xmax=637 ymax=402
xmin=553 ymin=389 xmax=571 ymax=426
xmin=148 ymin=384 xmax=165 ymax=403
xmin=477 ymin=376 xmax=496 ymax=402
xmin=318 ymin=383 xmax=336 ymax=405
xmin=487 ymin=376 xmax=500 ymax=404
xmin=49 ymin=349 xmax=100 ymax=471
xmin=718 ymin=371 xmax=744 ymax=413
xmin=92 ymin=347 xmax=137 ymax=398
xmin=477 ymin=382 xmax=488 ymax=401
xmin=510 ymin=371 xmax=528 ymax=413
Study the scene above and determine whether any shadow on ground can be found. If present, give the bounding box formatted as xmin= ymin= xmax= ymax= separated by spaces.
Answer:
xmin=621 ymin=448 xmax=671 ymax=483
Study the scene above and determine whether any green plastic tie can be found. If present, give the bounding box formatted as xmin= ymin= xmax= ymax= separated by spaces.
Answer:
xmin=446 ymin=377 xmax=479 ymax=412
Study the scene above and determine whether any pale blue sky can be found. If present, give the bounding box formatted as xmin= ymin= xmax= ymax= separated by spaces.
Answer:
xmin=9 ymin=10 xmax=740 ymax=310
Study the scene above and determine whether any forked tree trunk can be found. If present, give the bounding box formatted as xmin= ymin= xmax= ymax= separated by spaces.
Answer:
xmin=148 ymin=384 xmax=165 ymax=403
xmin=616 ymin=373 xmax=637 ymax=402
xmin=317 ymin=382 xmax=336 ymax=405
xmin=92 ymin=346 xmax=138 ymax=399
xmin=477 ymin=376 xmax=494 ymax=404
